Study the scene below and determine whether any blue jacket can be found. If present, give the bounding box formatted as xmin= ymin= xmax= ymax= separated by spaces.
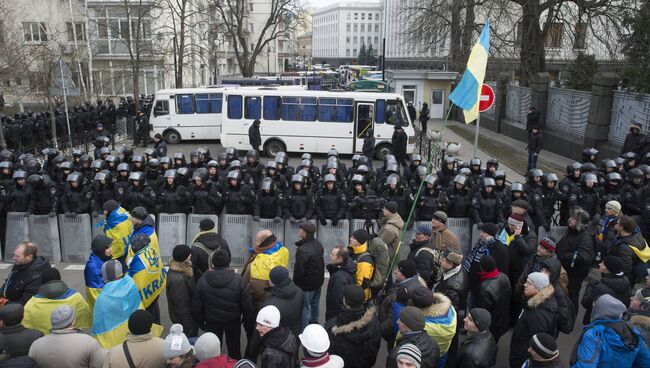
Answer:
xmin=572 ymin=319 xmax=650 ymax=368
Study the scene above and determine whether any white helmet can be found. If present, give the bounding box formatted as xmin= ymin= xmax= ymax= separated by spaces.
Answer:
xmin=299 ymin=324 xmax=330 ymax=354
xmin=256 ymin=306 xmax=280 ymax=328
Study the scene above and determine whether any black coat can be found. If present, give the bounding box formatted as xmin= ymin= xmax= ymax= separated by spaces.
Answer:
xmin=581 ymin=273 xmax=631 ymax=325
xmin=248 ymin=122 xmax=261 ymax=148
xmin=527 ymin=131 xmax=543 ymax=153
xmin=622 ymin=132 xmax=646 ymax=155
xmin=500 ymin=223 xmax=537 ymax=283
xmin=165 ymin=260 xmax=197 ymax=337
xmin=192 ymin=267 xmax=255 ymax=332
xmin=259 ymin=326 xmax=297 ymax=368
xmin=190 ymin=231 xmax=231 ymax=281
xmin=0 ymin=356 xmax=39 ymax=368
xmin=0 ymin=324 xmax=42 ymax=358
xmin=326 ymin=306 xmax=381 ymax=368
xmin=293 ymin=236 xmax=325 ymax=292
xmin=450 ymin=330 xmax=497 ymax=368
xmin=476 ymin=272 xmax=512 ymax=340
xmin=556 ymin=227 xmax=595 ymax=277
xmin=407 ymin=239 xmax=437 ymax=284
xmin=1 ymin=257 xmax=51 ymax=304
xmin=325 ymin=259 xmax=356 ymax=320
xmin=509 ymin=285 xmax=559 ymax=368
xmin=362 ymin=136 xmax=375 ymax=159
xmin=465 ymin=238 xmax=509 ymax=292
xmin=391 ymin=129 xmax=407 ymax=158
xmin=387 ymin=331 xmax=440 ymax=368
xmin=262 ymin=280 xmax=304 ymax=337
xmin=609 ymin=232 xmax=646 ymax=282
xmin=435 ymin=267 xmax=469 ymax=313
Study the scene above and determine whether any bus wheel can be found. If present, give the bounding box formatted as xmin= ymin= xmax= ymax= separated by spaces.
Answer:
xmin=163 ymin=129 xmax=181 ymax=144
xmin=263 ymin=139 xmax=286 ymax=157
xmin=375 ymin=143 xmax=392 ymax=160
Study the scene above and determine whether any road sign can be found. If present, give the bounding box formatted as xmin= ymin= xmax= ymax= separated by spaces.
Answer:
xmin=478 ymin=84 xmax=495 ymax=112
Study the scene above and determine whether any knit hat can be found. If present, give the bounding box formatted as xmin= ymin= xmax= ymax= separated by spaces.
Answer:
xmin=101 ymin=260 xmax=123 ymax=281
xmin=539 ymin=237 xmax=557 ymax=253
xmin=602 ymin=256 xmax=624 ymax=274
xmin=399 ymin=306 xmax=425 ymax=331
xmin=527 ymin=272 xmax=550 ymax=291
xmin=172 ymin=244 xmax=191 ymax=262
xmin=468 ymin=308 xmax=492 ymax=332
xmin=396 ymin=343 xmax=421 ymax=368
xmin=299 ymin=221 xmax=316 ymax=235
xmin=342 ymin=285 xmax=365 ymax=308
xmin=102 ymin=199 xmax=119 ymax=214
xmin=91 ymin=234 xmax=112 ymax=255
xmin=508 ymin=213 xmax=524 ymax=227
xmin=443 ymin=248 xmax=463 ymax=265
xmin=409 ymin=287 xmax=434 ymax=308
xmin=591 ymin=294 xmax=627 ymax=321
xmin=530 ymin=333 xmax=559 ymax=360
xmin=256 ymin=305 xmax=281 ymax=328
xmin=163 ymin=324 xmax=193 ymax=359
xmin=415 ymin=224 xmax=432 ymax=236
xmin=130 ymin=206 xmax=148 ymax=220
xmin=233 ymin=359 xmax=256 ymax=368
xmin=51 ymin=304 xmax=75 ymax=330
xmin=479 ymin=222 xmax=498 ymax=237
xmin=384 ymin=201 xmax=398 ymax=214
xmin=351 ymin=229 xmax=370 ymax=244
xmin=479 ymin=254 xmax=496 ymax=272
xmin=0 ymin=304 xmax=24 ymax=326
xmin=199 ymin=218 xmax=215 ymax=231
xmin=211 ymin=248 xmax=231 ymax=268
xmin=397 ymin=259 xmax=418 ymax=279
xmin=606 ymin=200 xmax=622 ymax=213
xmin=128 ymin=310 xmax=154 ymax=335
xmin=432 ymin=211 xmax=447 ymax=224
xmin=131 ymin=233 xmax=150 ymax=252
xmin=396 ymin=287 xmax=410 ymax=305
xmin=511 ymin=199 xmax=530 ymax=211
xmin=269 ymin=266 xmax=290 ymax=286
xmin=41 ymin=267 xmax=61 ymax=284
xmin=194 ymin=332 xmax=221 ymax=361
xmin=635 ymin=287 xmax=650 ymax=302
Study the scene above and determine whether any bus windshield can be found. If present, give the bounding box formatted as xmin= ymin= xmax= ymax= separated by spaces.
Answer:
xmin=386 ymin=99 xmax=409 ymax=127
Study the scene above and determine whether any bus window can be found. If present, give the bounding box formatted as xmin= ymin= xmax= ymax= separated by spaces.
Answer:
xmin=386 ymin=99 xmax=408 ymax=126
xmin=300 ymin=98 xmax=317 ymax=121
xmin=227 ymin=95 xmax=243 ymax=119
xmin=196 ymin=93 xmax=223 ymax=113
xmin=245 ymin=96 xmax=262 ymax=119
xmin=375 ymin=99 xmax=385 ymax=124
xmin=177 ymin=94 xmax=194 ymax=114
xmin=263 ymin=96 xmax=281 ymax=120
xmin=282 ymin=97 xmax=317 ymax=122
xmin=318 ymin=98 xmax=337 ymax=122
xmin=335 ymin=99 xmax=354 ymax=122
xmin=153 ymin=100 xmax=169 ymax=117
xmin=356 ymin=104 xmax=373 ymax=138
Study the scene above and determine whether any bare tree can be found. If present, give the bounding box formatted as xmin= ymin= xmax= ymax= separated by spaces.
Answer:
xmin=209 ymin=0 xmax=306 ymax=77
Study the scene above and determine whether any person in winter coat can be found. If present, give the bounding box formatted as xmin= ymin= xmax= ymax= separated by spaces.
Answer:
xmin=0 ymin=304 xmax=43 ymax=364
xmin=262 ymin=266 xmax=304 ymax=338
xmin=192 ymin=248 xmax=255 ymax=360
xmin=463 ymin=223 xmax=509 ymax=297
xmin=451 ymin=308 xmax=497 ymax=368
xmin=387 ymin=307 xmax=440 ymax=368
xmin=475 ymin=255 xmax=512 ymax=341
xmin=379 ymin=201 xmax=405 ymax=260
xmin=409 ymin=288 xmax=457 ymax=366
xmin=430 ymin=211 xmax=462 ymax=251
xmin=419 ymin=103 xmax=430 ymax=132
xmin=572 ymin=294 xmax=650 ymax=368
xmin=556 ymin=206 xmax=595 ymax=310
xmin=621 ymin=123 xmax=647 ymax=156
xmin=28 ymin=305 xmax=107 ymax=368
xmin=348 ymin=229 xmax=375 ymax=301
xmin=527 ymin=126 xmax=543 ymax=171
xmin=103 ymin=310 xmax=166 ymax=368
xmin=515 ymin=237 xmax=558 ymax=311
xmin=407 ymin=224 xmax=437 ymax=286
xmin=127 ymin=206 xmax=160 ymax=262
xmin=540 ymin=257 xmax=576 ymax=335
xmin=581 ymin=256 xmax=631 ymax=325
xmin=391 ymin=125 xmax=408 ymax=168
xmin=162 ymin=324 xmax=195 ymax=368
xmin=1 ymin=242 xmax=52 ymax=305
xmin=247 ymin=306 xmax=298 ymax=368
xmin=522 ymin=333 xmax=563 ymax=368
xmin=190 ymin=218 xmax=230 ymax=281
xmin=84 ymin=235 xmax=112 ymax=310
xmin=243 ymin=230 xmax=289 ymax=311
xmin=298 ymin=324 xmax=345 ymax=368
xmin=153 ymin=133 xmax=167 ymax=158
xmin=625 ymin=287 xmax=650 ymax=344
xmin=362 ymin=130 xmax=375 ymax=169
xmin=293 ymin=222 xmax=325 ymax=329
xmin=248 ymin=119 xmax=261 ymax=153
xmin=166 ymin=245 xmax=197 ymax=338
xmin=193 ymin=332 xmax=239 ymax=367
xmin=611 ymin=215 xmax=648 ymax=284
xmin=510 ymin=272 xmax=559 ymax=368
xmin=325 ymin=246 xmax=356 ymax=321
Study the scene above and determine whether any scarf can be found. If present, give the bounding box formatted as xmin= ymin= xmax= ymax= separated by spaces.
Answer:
xmin=498 ymin=229 xmax=516 ymax=246
xmin=302 ymin=353 xmax=331 ymax=367
xmin=478 ymin=268 xmax=500 ymax=282
xmin=598 ymin=215 xmax=617 ymax=240
xmin=463 ymin=238 xmax=495 ymax=272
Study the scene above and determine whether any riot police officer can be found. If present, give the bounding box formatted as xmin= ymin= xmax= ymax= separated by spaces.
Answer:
xmin=283 ymin=174 xmax=314 ymax=222
xmin=158 ymin=169 xmax=190 ymax=214
xmin=242 ymin=150 xmax=264 ymax=189
xmin=27 ymin=174 xmax=58 ymax=216
xmin=315 ymin=174 xmax=347 ymax=226
xmin=540 ymin=173 xmax=560 ymax=231
xmin=253 ymin=177 xmax=283 ymax=221
xmin=600 ymin=172 xmax=624 ymax=213
xmin=381 ymin=174 xmax=412 ymax=221
xmin=471 ymin=177 xmax=503 ymax=225
xmin=264 ymin=160 xmax=288 ymax=192
xmin=415 ymin=174 xmax=448 ymax=221
xmin=124 ymin=172 xmax=157 ymax=213
xmin=114 ymin=163 xmax=131 ymax=203
xmin=403 ymin=154 xmax=424 ymax=183
xmin=558 ymin=162 xmax=582 ymax=225
xmin=61 ymin=172 xmax=92 ymax=215
xmin=347 ymin=174 xmax=377 ymax=219
xmin=621 ymin=168 xmax=645 ymax=217
xmin=223 ymin=171 xmax=256 ymax=215
xmin=445 ymin=174 xmax=472 ymax=218
xmin=92 ymin=170 xmax=117 ymax=215
xmin=7 ymin=170 xmax=32 ymax=213
xmin=568 ymin=172 xmax=601 ymax=219
xmin=189 ymin=168 xmax=223 ymax=214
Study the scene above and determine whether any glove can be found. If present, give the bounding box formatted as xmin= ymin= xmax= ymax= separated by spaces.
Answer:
xmin=289 ymin=217 xmax=297 ymax=224
xmin=253 ymin=216 xmax=260 ymax=222
xmin=320 ymin=218 xmax=328 ymax=226
xmin=332 ymin=217 xmax=339 ymax=226
xmin=48 ymin=212 xmax=56 ymax=218
xmin=65 ymin=212 xmax=75 ymax=218
xmin=91 ymin=211 xmax=98 ymax=217
xmin=273 ymin=216 xmax=283 ymax=223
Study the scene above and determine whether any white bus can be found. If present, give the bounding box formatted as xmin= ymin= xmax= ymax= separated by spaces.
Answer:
xmin=219 ymin=88 xmax=415 ymax=159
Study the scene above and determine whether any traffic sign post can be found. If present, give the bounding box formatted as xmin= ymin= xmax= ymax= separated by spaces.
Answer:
xmin=473 ymin=84 xmax=495 ymax=158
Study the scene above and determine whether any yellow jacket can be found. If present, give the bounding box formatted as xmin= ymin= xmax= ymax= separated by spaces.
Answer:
xmin=250 ymin=242 xmax=289 ymax=280
xmin=351 ymin=242 xmax=375 ymax=300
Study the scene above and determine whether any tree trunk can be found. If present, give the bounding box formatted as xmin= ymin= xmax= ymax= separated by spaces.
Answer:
xmin=449 ymin=0 xmax=463 ymax=72
xmin=462 ymin=0 xmax=475 ymax=64
xmin=176 ymin=4 xmax=186 ymax=88
xmin=519 ymin=0 xmax=545 ymax=86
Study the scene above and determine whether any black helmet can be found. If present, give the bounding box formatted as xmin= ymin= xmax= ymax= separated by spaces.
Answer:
xmin=323 ymin=174 xmax=337 ymax=183
xmin=229 ymin=160 xmax=241 ymax=170
xmin=628 ymin=168 xmax=643 ymax=179
xmin=105 ymin=155 xmax=119 ymax=165
xmin=129 ymin=172 xmax=145 ymax=182
xmin=275 ymin=152 xmax=288 ymax=165
xmin=459 ymin=167 xmax=471 ymax=176
xmin=300 ymin=159 xmax=311 ymax=169
xmin=386 ymin=163 xmax=398 ymax=174
xmin=410 ymin=153 xmax=422 ymax=163
xmin=326 ymin=160 xmax=339 ymax=170
xmin=144 ymin=148 xmax=156 ymax=158
xmin=352 ymin=154 xmax=360 ymax=164
xmin=94 ymin=170 xmax=113 ymax=182
xmin=566 ymin=162 xmax=582 ymax=175
xmin=119 ymin=145 xmax=134 ymax=158
xmin=623 ymin=151 xmax=637 ymax=161
xmin=99 ymin=147 xmax=111 ymax=156
xmin=529 ymin=169 xmax=544 ymax=178
xmin=266 ymin=160 xmax=277 ymax=170
xmin=545 ymin=173 xmax=559 ymax=182
xmin=297 ymin=169 xmax=310 ymax=178
xmin=640 ymin=164 xmax=650 ymax=176
xmin=358 ymin=156 xmax=369 ymax=166
xmin=301 ymin=153 xmax=313 ymax=162
xmin=581 ymin=148 xmax=599 ymax=162
xmin=177 ymin=167 xmax=190 ymax=178
xmin=607 ymin=172 xmax=623 ymax=183
xmin=190 ymin=150 xmax=200 ymax=160
xmin=160 ymin=157 xmax=172 ymax=166
xmin=470 ymin=158 xmax=481 ymax=167
xmin=443 ymin=156 xmax=455 ymax=166
xmin=130 ymin=207 xmax=148 ymax=221
xmin=356 ymin=165 xmax=369 ymax=174
xmin=614 ymin=157 xmax=626 ymax=166
xmin=197 ymin=147 xmax=210 ymax=161
xmin=42 ymin=148 xmax=59 ymax=159
xmin=52 ymin=155 xmax=67 ymax=165
xmin=601 ymin=159 xmax=616 ymax=171
xmin=207 ymin=160 xmax=219 ymax=169
xmin=351 ymin=175 xmax=365 ymax=185
xmin=246 ymin=150 xmax=259 ymax=162
xmin=66 ymin=172 xmax=82 ymax=183
xmin=327 ymin=149 xmax=339 ymax=158
xmin=416 ymin=166 xmax=428 ymax=178
xmin=60 ymin=162 xmax=74 ymax=171
xmin=132 ymin=155 xmax=145 ymax=165
xmin=486 ymin=159 xmax=499 ymax=169
xmin=582 ymin=162 xmax=597 ymax=173
xmin=291 ymin=174 xmax=305 ymax=184
xmin=173 ymin=152 xmax=186 ymax=162
xmin=80 ymin=155 xmax=92 ymax=166
xmin=225 ymin=146 xmax=237 ymax=159
xmin=147 ymin=159 xmax=161 ymax=170
xmin=0 ymin=161 xmax=13 ymax=170
xmin=494 ymin=170 xmax=506 ymax=180
xmin=72 ymin=148 xmax=84 ymax=157
xmin=24 ymin=160 xmax=41 ymax=175
xmin=27 ymin=174 xmax=44 ymax=188
xmin=582 ymin=173 xmax=598 ymax=185
xmin=510 ymin=182 xmax=524 ymax=192
xmin=261 ymin=177 xmax=275 ymax=191
xmin=384 ymin=154 xmax=396 ymax=165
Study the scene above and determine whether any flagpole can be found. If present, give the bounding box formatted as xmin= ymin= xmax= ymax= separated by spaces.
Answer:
xmin=473 ymin=113 xmax=480 ymax=158
xmin=60 ymin=59 xmax=74 ymax=150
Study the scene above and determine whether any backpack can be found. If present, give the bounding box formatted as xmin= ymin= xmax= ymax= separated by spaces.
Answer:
xmin=361 ymin=236 xmax=390 ymax=288
xmin=192 ymin=240 xmax=217 ymax=269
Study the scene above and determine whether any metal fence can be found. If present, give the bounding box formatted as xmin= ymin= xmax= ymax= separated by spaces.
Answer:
xmin=545 ymin=87 xmax=592 ymax=139
xmin=505 ymin=84 xmax=531 ymax=125
xmin=608 ymin=91 xmax=650 ymax=146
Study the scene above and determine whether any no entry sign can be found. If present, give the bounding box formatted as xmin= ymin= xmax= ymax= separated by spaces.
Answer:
xmin=479 ymin=84 xmax=495 ymax=112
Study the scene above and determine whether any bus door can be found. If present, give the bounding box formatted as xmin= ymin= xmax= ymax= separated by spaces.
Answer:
xmin=354 ymin=102 xmax=374 ymax=153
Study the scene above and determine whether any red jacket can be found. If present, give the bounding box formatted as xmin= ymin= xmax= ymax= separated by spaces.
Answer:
xmin=195 ymin=355 xmax=237 ymax=368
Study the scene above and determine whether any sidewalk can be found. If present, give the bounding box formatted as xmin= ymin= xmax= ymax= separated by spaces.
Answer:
xmin=421 ymin=118 xmax=573 ymax=183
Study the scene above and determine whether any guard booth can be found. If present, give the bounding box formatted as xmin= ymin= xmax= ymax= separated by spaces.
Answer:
xmin=58 ymin=214 xmax=93 ymax=262
xmin=220 ymin=214 xmax=253 ymax=267
xmin=157 ymin=213 xmax=187 ymax=262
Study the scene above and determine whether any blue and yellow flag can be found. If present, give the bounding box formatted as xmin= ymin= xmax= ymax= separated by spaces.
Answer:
xmin=84 ymin=253 xmax=106 ymax=310
xmin=23 ymin=288 xmax=92 ymax=335
xmin=448 ymin=21 xmax=490 ymax=123
xmin=127 ymin=221 xmax=160 ymax=264
xmin=127 ymin=245 xmax=166 ymax=308
xmin=102 ymin=206 xmax=132 ymax=260
xmin=91 ymin=275 xmax=142 ymax=349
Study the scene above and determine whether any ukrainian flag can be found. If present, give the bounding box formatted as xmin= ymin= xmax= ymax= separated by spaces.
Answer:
xmin=127 ymin=246 xmax=167 ymax=308
xmin=448 ymin=21 xmax=490 ymax=123
xmin=91 ymin=275 xmax=142 ymax=349
xmin=102 ymin=206 xmax=132 ymax=260
xmin=23 ymin=287 xmax=92 ymax=335
xmin=84 ymin=253 xmax=106 ymax=310
xmin=127 ymin=222 xmax=160 ymax=264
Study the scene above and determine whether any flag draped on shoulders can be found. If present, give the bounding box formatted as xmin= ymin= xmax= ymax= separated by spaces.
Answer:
xmin=23 ymin=287 xmax=92 ymax=335
xmin=84 ymin=253 xmax=106 ymax=310
xmin=127 ymin=218 xmax=159 ymax=263
xmin=127 ymin=246 xmax=166 ymax=308
xmin=102 ymin=206 xmax=132 ymax=260
xmin=448 ymin=21 xmax=491 ymax=123
xmin=91 ymin=275 xmax=142 ymax=349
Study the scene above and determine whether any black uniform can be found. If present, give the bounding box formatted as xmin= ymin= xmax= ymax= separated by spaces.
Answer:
xmin=315 ymin=185 xmax=347 ymax=225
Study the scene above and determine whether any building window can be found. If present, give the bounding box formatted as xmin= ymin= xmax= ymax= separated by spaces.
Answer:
xmin=574 ymin=22 xmax=587 ymax=50
xmin=361 ymin=24 xmax=365 ymax=32
xmin=23 ymin=22 xmax=47 ymax=43
xmin=249 ymin=3 xmax=253 ymax=11
xmin=367 ymin=36 xmax=371 ymax=44
xmin=354 ymin=24 xmax=358 ymax=32
xmin=346 ymin=49 xmax=350 ymax=56
xmin=353 ymin=49 xmax=357 ymax=55
xmin=369 ymin=13 xmax=373 ymax=20
xmin=354 ymin=13 xmax=358 ymax=20
xmin=376 ymin=13 xmax=380 ymax=21
xmin=545 ymin=22 xmax=563 ymax=48
xmin=346 ymin=36 xmax=350 ymax=43
xmin=361 ymin=13 xmax=365 ymax=20
xmin=353 ymin=36 xmax=357 ymax=44
xmin=66 ymin=22 xmax=86 ymax=42
xmin=375 ymin=24 xmax=379 ymax=32
xmin=374 ymin=36 xmax=378 ymax=44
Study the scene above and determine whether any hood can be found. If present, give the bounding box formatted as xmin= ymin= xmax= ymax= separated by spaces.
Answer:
xmin=134 ymin=215 xmax=156 ymax=231
xmin=592 ymin=294 xmax=627 ymax=321
xmin=269 ymin=280 xmax=298 ymax=300
xmin=263 ymin=326 xmax=297 ymax=353
xmin=409 ymin=239 xmax=429 ymax=250
xmin=541 ymin=257 xmax=561 ymax=284
xmin=599 ymin=321 xmax=641 ymax=352
xmin=602 ymin=274 xmax=631 ymax=295
xmin=204 ymin=268 xmax=237 ymax=288
xmin=420 ymin=292 xmax=452 ymax=318
xmin=16 ymin=256 xmax=50 ymax=272
xmin=169 ymin=259 xmax=193 ymax=278
xmin=527 ymin=285 xmax=556 ymax=308
xmin=332 ymin=306 xmax=377 ymax=336
xmin=327 ymin=258 xmax=356 ymax=276
xmin=194 ymin=231 xmax=223 ymax=250
xmin=38 ymin=280 xmax=68 ymax=298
